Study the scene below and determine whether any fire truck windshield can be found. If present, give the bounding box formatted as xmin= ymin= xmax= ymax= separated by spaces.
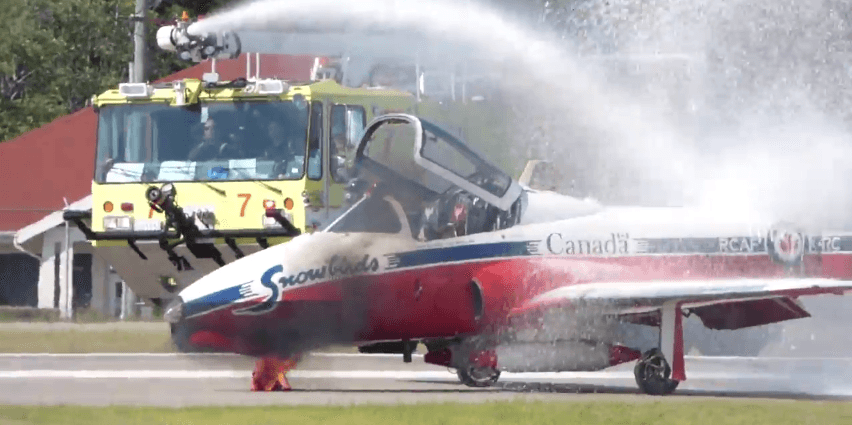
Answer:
xmin=95 ymin=100 xmax=310 ymax=183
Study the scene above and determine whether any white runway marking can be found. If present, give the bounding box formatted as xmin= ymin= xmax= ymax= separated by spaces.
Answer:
xmin=0 ymin=352 xmax=424 ymax=358
xmin=0 ymin=353 xmax=215 ymax=357
xmin=0 ymin=369 xmax=778 ymax=380
xmin=0 ymin=352 xmax=847 ymax=362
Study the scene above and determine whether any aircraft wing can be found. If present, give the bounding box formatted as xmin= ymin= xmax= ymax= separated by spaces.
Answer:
xmin=503 ymin=276 xmax=852 ymax=383
xmin=511 ymin=277 xmax=852 ymax=330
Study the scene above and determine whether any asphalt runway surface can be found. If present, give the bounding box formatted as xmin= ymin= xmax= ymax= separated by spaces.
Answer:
xmin=1 ymin=352 xmax=851 ymax=406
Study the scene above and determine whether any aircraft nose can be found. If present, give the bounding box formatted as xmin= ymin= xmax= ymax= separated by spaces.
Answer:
xmin=163 ymin=280 xmax=246 ymax=354
xmin=163 ymin=297 xmax=194 ymax=352
xmin=164 ymin=296 xmax=184 ymax=324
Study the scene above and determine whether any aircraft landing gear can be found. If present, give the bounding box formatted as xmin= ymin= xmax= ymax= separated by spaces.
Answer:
xmin=456 ymin=349 xmax=501 ymax=387
xmin=425 ymin=341 xmax=502 ymax=387
xmin=457 ymin=366 xmax=501 ymax=387
xmin=634 ymin=348 xmax=679 ymax=395
xmin=633 ymin=300 xmax=686 ymax=396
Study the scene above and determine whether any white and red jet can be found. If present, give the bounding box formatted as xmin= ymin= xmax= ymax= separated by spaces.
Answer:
xmin=164 ymin=114 xmax=852 ymax=395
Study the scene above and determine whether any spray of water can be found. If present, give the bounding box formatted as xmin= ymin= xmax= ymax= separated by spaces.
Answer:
xmin=191 ymin=0 xmax=852 ymax=225
xmin=654 ymin=0 xmax=852 ymax=230
xmin=190 ymin=0 xmax=700 ymax=204
xmin=542 ymin=0 xmax=852 ymax=367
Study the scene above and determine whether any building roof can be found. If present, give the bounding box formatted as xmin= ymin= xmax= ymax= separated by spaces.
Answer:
xmin=0 ymin=53 xmax=316 ymax=233
xmin=14 ymin=195 xmax=92 ymax=258
xmin=0 ymin=107 xmax=97 ymax=232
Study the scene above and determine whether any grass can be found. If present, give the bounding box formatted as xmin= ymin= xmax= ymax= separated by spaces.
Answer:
xmin=0 ymin=321 xmax=362 ymax=353
xmin=0 ymin=307 xmax=164 ymax=324
xmin=0 ymin=322 xmax=175 ymax=353
xmin=0 ymin=400 xmax=849 ymax=425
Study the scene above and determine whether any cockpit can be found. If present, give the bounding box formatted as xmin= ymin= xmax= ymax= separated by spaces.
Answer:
xmin=325 ymin=114 xmax=524 ymax=241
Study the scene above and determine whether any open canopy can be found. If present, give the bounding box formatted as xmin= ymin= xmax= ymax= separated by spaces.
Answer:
xmin=326 ymin=114 xmax=524 ymax=241
xmin=355 ymin=114 xmax=521 ymax=211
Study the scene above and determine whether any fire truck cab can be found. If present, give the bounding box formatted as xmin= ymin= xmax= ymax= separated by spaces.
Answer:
xmin=64 ymin=69 xmax=422 ymax=307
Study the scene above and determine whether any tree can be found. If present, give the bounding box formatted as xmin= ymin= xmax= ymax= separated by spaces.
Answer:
xmin=0 ymin=0 xmax=69 ymax=141
xmin=0 ymin=0 xmax=232 ymax=143
xmin=1 ymin=0 xmax=135 ymax=142
xmin=151 ymin=0 xmax=230 ymax=16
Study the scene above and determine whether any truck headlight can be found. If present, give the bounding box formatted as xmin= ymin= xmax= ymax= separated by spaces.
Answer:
xmin=103 ymin=216 xmax=133 ymax=231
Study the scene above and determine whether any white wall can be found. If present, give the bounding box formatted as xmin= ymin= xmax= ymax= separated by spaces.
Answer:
xmin=90 ymin=253 xmax=107 ymax=313
xmin=88 ymin=254 xmax=122 ymax=317
xmin=34 ymin=226 xmax=123 ymax=318
xmin=36 ymin=225 xmax=85 ymax=318
xmin=0 ymin=233 xmax=16 ymax=254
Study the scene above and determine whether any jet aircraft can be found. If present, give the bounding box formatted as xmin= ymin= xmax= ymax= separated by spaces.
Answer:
xmin=164 ymin=114 xmax=852 ymax=395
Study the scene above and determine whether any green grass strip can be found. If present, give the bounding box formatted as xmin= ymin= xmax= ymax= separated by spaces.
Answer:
xmin=0 ymin=400 xmax=849 ymax=425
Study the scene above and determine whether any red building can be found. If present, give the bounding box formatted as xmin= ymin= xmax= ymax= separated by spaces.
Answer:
xmin=0 ymin=54 xmax=316 ymax=316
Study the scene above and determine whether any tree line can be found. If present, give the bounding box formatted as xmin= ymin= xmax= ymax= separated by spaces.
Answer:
xmin=0 ymin=0 xmax=228 ymax=142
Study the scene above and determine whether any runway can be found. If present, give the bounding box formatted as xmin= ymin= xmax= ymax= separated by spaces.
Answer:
xmin=1 ymin=353 xmax=851 ymax=406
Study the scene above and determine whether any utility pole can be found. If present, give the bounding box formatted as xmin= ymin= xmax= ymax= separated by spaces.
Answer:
xmin=120 ymin=0 xmax=148 ymax=320
xmin=132 ymin=0 xmax=148 ymax=83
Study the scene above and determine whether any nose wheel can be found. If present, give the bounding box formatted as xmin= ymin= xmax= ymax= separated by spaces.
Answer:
xmin=634 ymin=348 xmax=680 ymax=395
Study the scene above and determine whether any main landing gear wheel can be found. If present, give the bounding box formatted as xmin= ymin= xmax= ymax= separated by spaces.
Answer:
xmin=634 ymin=348 xmax=679 ymax=395
xmin=457 ymin=366 xmax=501 ymax=387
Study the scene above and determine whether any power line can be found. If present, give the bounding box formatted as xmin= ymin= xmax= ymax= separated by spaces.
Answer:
xmin=0 ymin=208 xmax=66 ymax=212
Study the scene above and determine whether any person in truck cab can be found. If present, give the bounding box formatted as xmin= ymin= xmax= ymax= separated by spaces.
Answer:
xmin=260 ymin=121 xmax=293 ymax=159
xmin=188 ymin=118 xmax=225 ymax=161
xmin=261 ymin=121 xmax=306 ymax=178
xmin=330 ymin=134 xmax=348 ymax=182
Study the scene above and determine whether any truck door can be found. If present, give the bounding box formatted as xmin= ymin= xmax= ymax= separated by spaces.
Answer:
xmin=304 ymin=100 xmax=325 ymax=231
xmin=324 ymin=103 xmax=366 ymax=220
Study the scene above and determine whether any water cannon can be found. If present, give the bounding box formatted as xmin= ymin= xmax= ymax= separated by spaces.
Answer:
xmin=156 ymin=20 xmax=242 ymax=62
xmin=146 ymin=183 xmax=177 ymax=212
xmin=145 ymin=183 xmax=200 ymax=237
xmin=145 ymin=182 xmax=225 ymax=270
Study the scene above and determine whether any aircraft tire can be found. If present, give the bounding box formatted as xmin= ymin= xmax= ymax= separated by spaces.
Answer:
xmin=457 ymin=367 xmax=501 ymax=387
xmin=633 ymin=348 xmax=679 ymax=396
